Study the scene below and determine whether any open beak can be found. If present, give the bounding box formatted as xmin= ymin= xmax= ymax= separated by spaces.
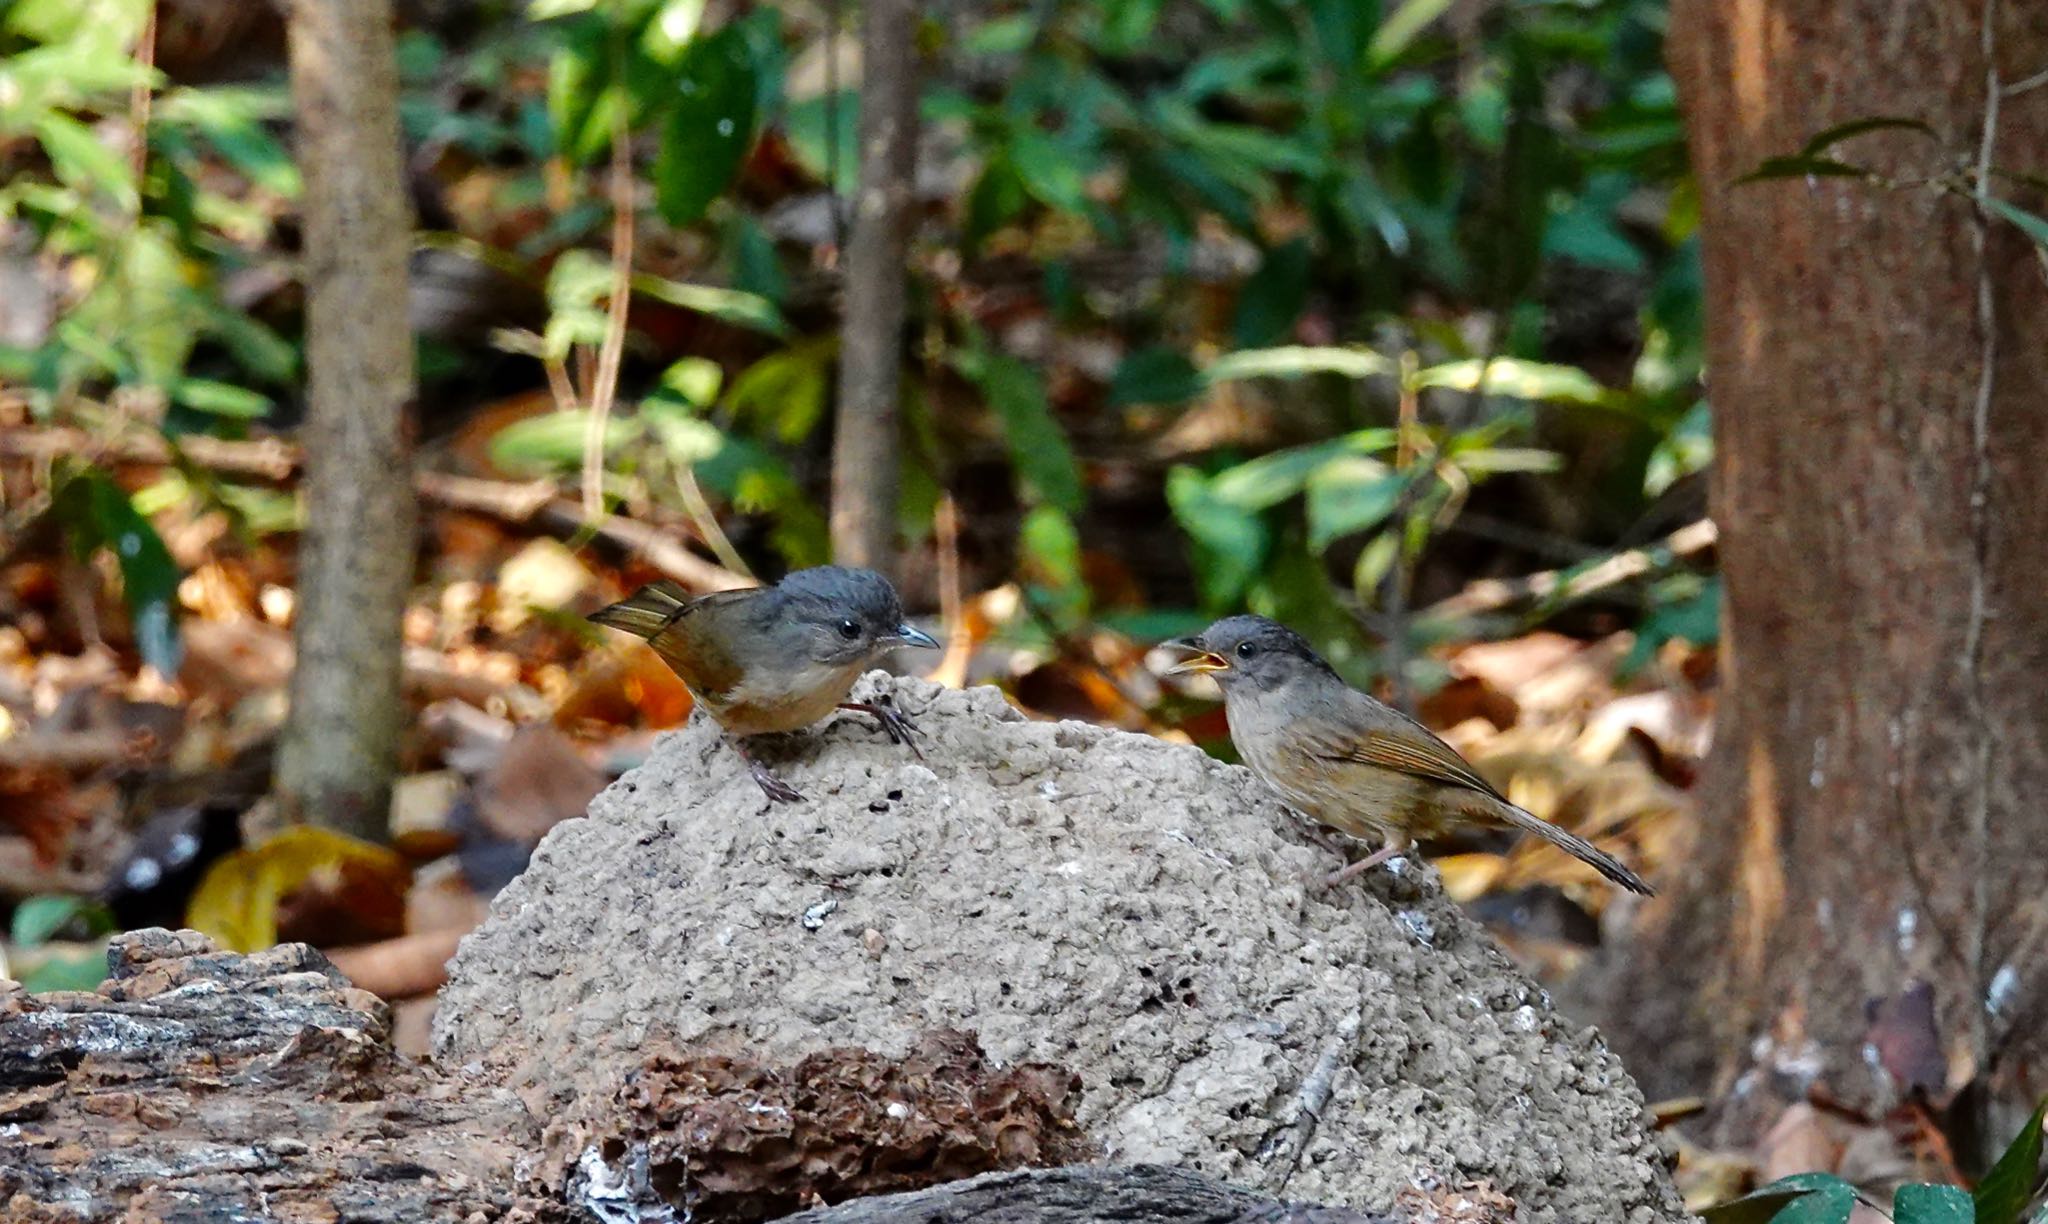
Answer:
xmin=1162 ymin=637 xmax=1230 ymax=676
xmin=887 ymin=623 xmax=942 ymax=651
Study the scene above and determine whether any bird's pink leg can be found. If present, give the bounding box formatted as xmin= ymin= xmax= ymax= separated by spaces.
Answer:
xmin=1323 ymin=839 xmax=1409 ymax=888
xmin=732 ymin=739 xmax=803 ymax=803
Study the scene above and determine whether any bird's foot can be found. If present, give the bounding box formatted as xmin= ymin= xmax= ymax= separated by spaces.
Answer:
xmin=734 ymin=747 xmax=803 ymax=803
xmin=1321 ymin=844 xmax=1406 ymax=890
xmin=839 ymin=698 xmax=925 ymax=759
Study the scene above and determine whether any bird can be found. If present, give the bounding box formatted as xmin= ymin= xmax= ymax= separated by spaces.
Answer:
xmin=1165 ymin=615 xmax=1652 ymax=895
xmin=589 ymin=566 xmax=940 ymax=803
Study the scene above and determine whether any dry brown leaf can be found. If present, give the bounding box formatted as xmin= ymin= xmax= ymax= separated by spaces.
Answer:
xmin=476 ymin=723 xmax=606 ymax=845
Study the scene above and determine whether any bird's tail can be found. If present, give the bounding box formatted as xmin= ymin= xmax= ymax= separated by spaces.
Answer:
xmin=1495 ymin=803 xmax=1655 ymax=896
xmin=588 ymin=581 xmax=692 ymax=641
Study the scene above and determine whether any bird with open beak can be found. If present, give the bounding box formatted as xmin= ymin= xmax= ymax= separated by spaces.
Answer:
xmin=1166 ymin=615 xmax=1652 ymax=894
xmin=590 ymin=566 xmax=940 ymax=802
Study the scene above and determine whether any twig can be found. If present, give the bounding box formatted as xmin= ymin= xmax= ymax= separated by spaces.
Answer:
xmin=931 ymin=492 xmax=970 ymax=688
xmin=1422 ymin=518 xmax=1719 ymax=621
xmin=130 ymin=3 xmax=157 ymax=184
xmin=0 ymin=729 xmax=144 ymax=772
xmin=1255 ymin=1003 xmax=1363 ymax=1192
xmin=0 ymin=425 xmax=750 ymax=592
xmin=581 ymin=35 xmax=637 ymax=521
xmin=672 ymin=466 xmax=752 ymax=580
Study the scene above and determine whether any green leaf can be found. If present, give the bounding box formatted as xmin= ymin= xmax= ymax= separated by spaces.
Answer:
xmin=1700 ymin=1174 xmax=1857 ymax=1224
xmin=1735 ymin=155 xmax=1869 ymax=185
xmin=1108 ymin=347 xmax=1202 ymax=407
xmin=1233 ymin=238 xmax=1311 ymax=347
xmin=34 ymin=112 xmax=138 ymax=212
xmin=1166 ymin=465 xmax=1268 ymax=609
xmin=1306 ymin=455 xmax=1406 ymax=551
xmin=488 ymin=409 xmax=645 ymax=474
xmin=1009 ymin=127 xmax=1089 ymax=214
xmin=1369 ymin=0 xmax=1455 ymax=68
xmin=630 ymin=272 xmax=787 ymax=335
xmin=654 ymin=25 xmax=759 ymax=225
xmin=961 ymin=347 xmax=1084 ymax=514
xmin=11 ymin=895 xmax=110 ymax=948
xmin=55 ymin=470 xmax=182 ymax=675
xmin=158 ymin=87 xmax=300 ymax=196
xmin=1796 ymin=115 xmax=1935 ymax=157
xmin=1982 ymin=196 xmax=2048 ymax=252
xmin=1210 ymin=431 xmax=1398 ymax=510
xmin=1019 ymin=505 xmax=1086 ymax=624
xmin=1205 ymin=346 xmax=1392 ymax=384
xmin=20 ymin=948 xmax=108 ymax=995
xmin=725 ymin=344 xmax=830 ymax=443
xmin=1413 ymin=357 xmax=1614 ymax=406
xmin=1974 ymin=1098 xmax=2047 ymax=1224
xmin=783 ymin=89 xmax=858 ymax=195
xmin=1891 ymin=1184 xmax=1972 ymax=1224
xmin=172 ymin=379 xmax=271 ymax=419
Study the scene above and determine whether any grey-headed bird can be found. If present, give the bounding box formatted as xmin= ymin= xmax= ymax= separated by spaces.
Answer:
xmin=1167 ymin=615 xmax=1651 ymax=894
xmin=590 ymin=566 xmax=939 ymax=802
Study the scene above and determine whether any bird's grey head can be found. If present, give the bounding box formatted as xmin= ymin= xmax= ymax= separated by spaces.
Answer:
xmin=774 ymin=566 xmax=939 ymax=666
xmin=1165 ymin=614 xmax=1334 ymax=693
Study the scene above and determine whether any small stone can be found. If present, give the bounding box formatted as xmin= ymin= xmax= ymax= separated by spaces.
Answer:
xmin=862 ymin=929 xmax=887 ymax=958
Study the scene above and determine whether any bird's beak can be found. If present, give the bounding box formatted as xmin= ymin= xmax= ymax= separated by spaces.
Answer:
xmin=886 ymin=623 xmax=942 ymax=650
xmin=1162 ymin=637 xmax=1229 ymax=676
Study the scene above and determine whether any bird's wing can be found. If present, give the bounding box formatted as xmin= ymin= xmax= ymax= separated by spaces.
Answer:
xmin=1304 ymin=716 xmax=1510 ymax=805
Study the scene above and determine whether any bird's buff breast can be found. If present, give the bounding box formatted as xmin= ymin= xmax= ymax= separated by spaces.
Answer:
xmin=700 ymin=659 xmax=868 ymax=737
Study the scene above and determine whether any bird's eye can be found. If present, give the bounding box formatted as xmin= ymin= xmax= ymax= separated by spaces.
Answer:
xmin=837 ymin=618 xmax=862 ymax=640
xmin=1235 ymin=642 xmax=1257 ymax=659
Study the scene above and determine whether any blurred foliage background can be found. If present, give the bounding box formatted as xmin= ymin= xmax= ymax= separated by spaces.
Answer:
xmin=0 ymin=0 xmax=1715 ymax=697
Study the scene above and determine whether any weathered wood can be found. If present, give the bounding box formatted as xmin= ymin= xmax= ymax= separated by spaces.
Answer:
xmin=0 ymin=931 xmax=1447 ymax=1224
xmin=778 ymin=1165 xmax=1393 ymax=1224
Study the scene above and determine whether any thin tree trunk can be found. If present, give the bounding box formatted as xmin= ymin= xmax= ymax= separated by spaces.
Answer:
xmin=829 ymin=0 xmax=920 ymax=575
xmin=1598 ymin=0 xmax=2048 ymax=1152
xmin=275 ymin=0 xmax=416 ymax=839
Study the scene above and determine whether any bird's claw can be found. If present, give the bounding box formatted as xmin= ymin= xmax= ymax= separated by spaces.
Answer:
xmin=746 ymin=757 xmax=805 ymax=804
xmin=839 ymin=699 xmax=925 ymax=760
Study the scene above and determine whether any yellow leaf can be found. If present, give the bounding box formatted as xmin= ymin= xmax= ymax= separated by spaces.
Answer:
xmin=185 ymin=826 xmax=411 ymax=953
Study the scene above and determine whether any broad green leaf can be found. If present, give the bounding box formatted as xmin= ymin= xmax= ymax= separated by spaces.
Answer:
xmin=158 ymin=87 xmax=300 ymax=196
xmin=489 ymin=409 xmax=645 ymax=474
xmin=20 ymin=949 xmax=108 ymax=995
xmin=1306 ymin=455 xmax=1406 ymax=551
xmin=1369 ymin=0 xmax=1455 ymax=68
xmin=658 ymin=356 xmax=723 ymax=406
xmin=34 ymin=112 xmax=138 ymax=212
xmin=1009 ymin=126 xmax=1088 ymax=213
xmin=1413 ymin=357 xmax=1614 ymax=406
xmin=654 ymin=26 xmax=758 ymax=225
xmin=1210 ymin=431 xmax=1397 ymax=511
xmin=1108 ymin=347 xmax=1202 ymax=407
xmin=783 ymin=89 xmax=859 ymax=195
xmin=1233 ymin=238 xmax=1311 ymax=347
xmin=1982 ymin=196 xmax=2048 ymax=252
xmin=630 ymin=272 xmax=787 ymax=335
xmin=1166 ymin=465 xmax=1268 ymax=609
xmin=1019 ymin=505 xmax=1086 ymax=624
xmin=1974 ymin=1098 xmax=2047 ymax=1224
xmin=56 ymin=469 xmax=182 ymax=675
xmin=725 ymin=345 xmax=830 ymax=443
xmin=641 ymin=0 xmax=710 ymax=61
xmin=529 ymin=0 xmax=600 ymax=17
xmin=1453 ymin=446 xmax=1561 ymax=475
xmin=1700 ymin=1174 xmax=1856 ymax=1224
xmin=963 ymin=348 xmax=1084 ymax=513
xmin=640 ymin=400 xmax=725 ymax=465
xmin=1206 ymin=346 xmax=1392 ymax=384
xmin=11 ymin=895 xmax=110 ymax=948
xmin=1891 ymin=1184 xmax=1971 ymax=1224
xmin=173 ymin=379 xmax=271 ymax=420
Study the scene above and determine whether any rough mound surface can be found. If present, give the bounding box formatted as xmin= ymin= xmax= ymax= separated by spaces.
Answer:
xmin=435 ymin=677 xmax=1683 ymax=1222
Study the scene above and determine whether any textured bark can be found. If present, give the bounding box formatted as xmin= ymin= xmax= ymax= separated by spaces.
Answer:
xmin=828 ymin=0 xmax=920 ymax=575
xmin=0 ymin=930 xmax=546 ymax=1222
xmin=275 ymin=0 xmax=417 ymax=838
xmin=778 ymin=1165 xmax=1397 ymax=1224
xmin=1610 ymin=0 xmax=2048 ymax=1143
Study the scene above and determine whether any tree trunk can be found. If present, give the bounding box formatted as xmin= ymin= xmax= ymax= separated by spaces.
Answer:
xmin=1611 ymin=0 xmax=2048 ymax=1148
xmin=829 ymin=0 xmax=920 ymax=576
xmin=275 ymin=0 xmax=417 ymax=839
